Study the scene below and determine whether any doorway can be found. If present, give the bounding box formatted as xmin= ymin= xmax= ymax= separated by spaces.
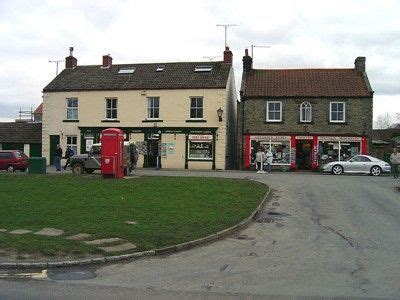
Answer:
xmin=49 ymin=135 xmax=60 ymax=165
xmin=296 ymin=140 xmax=312 ymax=170
xmin=145 ymin=133 xmax=160 ymax=168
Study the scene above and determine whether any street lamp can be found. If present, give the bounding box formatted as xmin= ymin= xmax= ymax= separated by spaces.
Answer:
xmin=217 ymin=107 xmax=223 ymax=122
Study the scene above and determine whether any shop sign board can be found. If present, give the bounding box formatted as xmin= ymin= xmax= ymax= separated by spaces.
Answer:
xmin=250 ymin=135 xmax=291 ymax=141
xmin=189 ymin=134 xmax=213 ymax=141
xmin=85 ymin=139 xmax=94 ymax=151
xmin=296 ymin=136 xmax=313 ymax=140
xmin=319 ymin=136 xmax=362 ymax=142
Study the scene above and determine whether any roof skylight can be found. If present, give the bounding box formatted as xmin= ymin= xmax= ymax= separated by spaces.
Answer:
xmin=118 ymin=68 xmax=135 ymax=74
xmin=194 ymin=66 xmax=212 ymax=72
xmin=156 ymin=65 xmax=165 ymax=72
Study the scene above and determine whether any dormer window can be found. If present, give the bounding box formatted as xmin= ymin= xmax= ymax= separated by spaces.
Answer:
xmin=156 ymin=65 xmax=165 ymax=72
xmin=118 ymin=68 xmax=135 ymax=74
xmin=194 ymin=66 xmax=212 ymax=72
xmin=300 ymin=102 xmax=312 ymax=123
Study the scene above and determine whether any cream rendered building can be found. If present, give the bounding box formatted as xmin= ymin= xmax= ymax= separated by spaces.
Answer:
xmin=42 ymin=48 xmax=237 ymax=170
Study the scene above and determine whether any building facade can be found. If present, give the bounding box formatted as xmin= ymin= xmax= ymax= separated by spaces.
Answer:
xmin=42 ymin=48 xmax=237 ymax=170
xmin=0 ymin=122 xmax=42 ymax=157
xmin=238 ymin=49 xmax=373 ymax=170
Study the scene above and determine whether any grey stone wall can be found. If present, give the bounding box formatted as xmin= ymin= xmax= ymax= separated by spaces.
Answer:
xmin=238 ymin=97 xmax=373 ymax=168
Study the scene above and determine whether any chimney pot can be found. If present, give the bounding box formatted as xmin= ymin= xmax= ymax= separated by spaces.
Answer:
xmin=354 ymin=56 xmax=366 ymax=73
xmin=102 ymin=54 xmax=113 ymax=68
xmin=243 ymin=48 xmax=252 ymax=72
xmin=65 ymin=46 xmax=77 ymax=69
xmin=223 ymin=46 xmax=233 ymax=64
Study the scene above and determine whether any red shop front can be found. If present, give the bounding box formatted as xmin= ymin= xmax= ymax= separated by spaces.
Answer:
xmin=243 ymin=134 xmax=367 ymax=170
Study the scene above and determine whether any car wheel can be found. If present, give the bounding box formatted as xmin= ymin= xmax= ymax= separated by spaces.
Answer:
xmin=71 ymin=163 xmax=84 ymax=174
xmin=332 ymin=165 xmax=343 ymax=175
xmin=370 ymin=166 xmax=382 ymax=176
xmin=7 ymin=165 xmax=15 ymax=172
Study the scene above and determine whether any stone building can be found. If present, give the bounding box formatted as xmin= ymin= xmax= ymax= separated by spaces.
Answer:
xmin=238 ymin=49 xmax=373 ymax=170
xmin=42 ymin=47 xmax=237 ymax=170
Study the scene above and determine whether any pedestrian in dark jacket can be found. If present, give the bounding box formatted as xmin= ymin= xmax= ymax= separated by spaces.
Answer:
xmin=55 ymin=144 xmax=63 ymax=171
xmin=63 ymin=146 xmax=74 ymax=170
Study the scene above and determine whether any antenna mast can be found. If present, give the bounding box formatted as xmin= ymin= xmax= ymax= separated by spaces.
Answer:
xmin=49 ymin=59 xmax=64 ymax=76
xmin=203 ymin=56 xmax=219 ymax=61
xmin=217 ymin=24 xmax=237 ymax=48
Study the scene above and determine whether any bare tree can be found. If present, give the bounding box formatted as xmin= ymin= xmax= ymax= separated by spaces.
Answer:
xmin=374 ymin=112 xmax=395 ymax=129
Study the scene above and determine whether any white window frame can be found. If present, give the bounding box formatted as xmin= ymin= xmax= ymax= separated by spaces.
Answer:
xmin=147 ymin=97 xmax=160 ymax=119
xmin=330 ymin=102 xmax=346 ymax=123
xmin=105 ymin=98 xmax=118 ymax=120
xmin=66 ymin=98 xmax=78 ymax=120
xmin=189 ymin=97 xmax=204 ymax=119
xmin=266 ymin=101 xmax=282 ymax=122
xmin=300 ymin=101 xmax=312 ymax=123
xmin=66 ymin=135 xmax=78 ymax=154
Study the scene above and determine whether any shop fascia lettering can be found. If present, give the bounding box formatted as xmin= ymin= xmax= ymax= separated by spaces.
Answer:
xmin=189 ymin=134 xmax=213 ymax=141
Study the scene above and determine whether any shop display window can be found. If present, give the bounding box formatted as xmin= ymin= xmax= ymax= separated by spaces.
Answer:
xmin=250 ymin=139 xmax=291 ymax=165
xmin=318 ymin=141 xmax=360 ymax=164
xmin=189 ymin=140 xmax=212 ymax=159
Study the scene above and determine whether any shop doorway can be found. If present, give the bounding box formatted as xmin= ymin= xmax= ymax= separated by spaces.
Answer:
xmin=296 ymin=140 xmax=312 ymax=170
xmin=145 ymin=134 xmax=160 ymax=168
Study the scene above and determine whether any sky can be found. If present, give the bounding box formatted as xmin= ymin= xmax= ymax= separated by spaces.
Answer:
xmin=0 ymin=0 xmax=399 ymax=123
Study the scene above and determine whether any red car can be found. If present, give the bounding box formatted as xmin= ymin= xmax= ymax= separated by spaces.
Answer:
xmin=0 ymin=150 xmax=29 ymax=172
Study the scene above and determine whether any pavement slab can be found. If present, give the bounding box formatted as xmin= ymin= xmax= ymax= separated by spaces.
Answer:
xmin=84 ymin=238 xmax=124 ymax=246
xmin=98 ymin=243 xmax=137 ymax=253
xmin=9 ymin=229 xmax=31 ymax=235
xmin=66 ymin=233 xmax=92 ymax=241
xmin=34 ymin=228 xmax=64 ymax=237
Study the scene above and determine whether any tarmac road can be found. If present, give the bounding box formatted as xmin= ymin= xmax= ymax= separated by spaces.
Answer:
xmin=1 ymin=170 xmax=399 ymax=299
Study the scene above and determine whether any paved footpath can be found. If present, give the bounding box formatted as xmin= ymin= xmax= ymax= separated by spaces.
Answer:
xmin=1 ymin=170 xmax=400 ymax=299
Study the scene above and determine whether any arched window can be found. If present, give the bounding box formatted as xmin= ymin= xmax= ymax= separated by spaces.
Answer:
xmin=300 ymin=102 xmax=312 ymax=122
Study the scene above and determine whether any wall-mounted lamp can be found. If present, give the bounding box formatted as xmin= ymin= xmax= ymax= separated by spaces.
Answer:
xmin=217 ymin=107 xmax=223 ymax=122
xmin=59 ymin=131 xmax=64 ymax=139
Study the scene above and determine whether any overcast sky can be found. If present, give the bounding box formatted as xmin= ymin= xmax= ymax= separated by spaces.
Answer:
xmin=0 ymin=0 xmax=399 ymax=122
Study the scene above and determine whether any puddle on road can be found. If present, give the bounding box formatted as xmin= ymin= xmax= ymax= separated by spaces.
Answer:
xmin=48 ymin=269 xmax=97 ymax=281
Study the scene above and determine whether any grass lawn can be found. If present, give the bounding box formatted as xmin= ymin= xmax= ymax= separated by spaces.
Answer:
xmin=0 ymin=174 xmax=267 ymax=257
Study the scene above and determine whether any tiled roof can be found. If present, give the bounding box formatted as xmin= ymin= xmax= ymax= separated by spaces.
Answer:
xmin=34 ymin=103 xmax=43 ymax=114
xmin=43 ymin=61 xmax=231 ymax=92
xmin=0 ymin=122 xmax=42 ymax=143
xmin=243 ymin=69 xmax=372 ymax=98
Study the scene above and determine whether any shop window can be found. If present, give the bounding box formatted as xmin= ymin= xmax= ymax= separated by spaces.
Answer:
xmin=300 ymin=102 xmax=312 ymax=122
xmin=147 ymin=97 xmax=160 ymax=119
xmin=105 ymin=98 xmax=118 ymax=119
xmin=250 ymin=139 xmax=290 ymax=165
xmin=188 ymin=135 xmax=213 ymax=159
xmin=318 ymin=141 xmax=360 ymax=165
xmin=266 ymin=101 xmax=282 ymax=122
xmin=66 ymin=98 xmax=78 ymax=120
xmin=190 ymin=97 xmax=203 ymax=119
xmin=330 ymin=102 xmax=345 ymax=123
xmin=66 ymin=135 xmax=77 ymax=154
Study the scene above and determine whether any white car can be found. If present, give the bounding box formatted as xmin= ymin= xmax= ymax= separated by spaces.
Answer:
xmin=322 ymin=155 xmax=391 ymax=176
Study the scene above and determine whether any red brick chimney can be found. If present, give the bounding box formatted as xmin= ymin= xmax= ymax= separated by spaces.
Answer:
xmin=223 ymin=46 xmax=233 ymax=64
xmin=102 ymin=54 xmax=112 ymax=68
xmin=65 ymin=47 xmax=77 ymax=69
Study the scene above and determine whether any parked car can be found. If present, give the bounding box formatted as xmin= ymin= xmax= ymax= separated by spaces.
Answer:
xmin=69 ymin=142 xmax=138 ymax=175
xmin=0 ymin=150 xmax=29 ymax=172
xmin=321 ymin=155 xmax=391 ymax=176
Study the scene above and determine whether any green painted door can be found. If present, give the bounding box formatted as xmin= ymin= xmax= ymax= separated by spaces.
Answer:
xmin=29 ymin=143 xmax=42 ymax=157
xmin=49 ymin=135 xmax=60 ymax=165
xmin=2 ymin=143 xmax=24 ymax=151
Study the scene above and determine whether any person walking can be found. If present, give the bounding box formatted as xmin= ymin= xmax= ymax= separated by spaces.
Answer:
xmin=256 ymin=148 xmax=266 ymax=174
xmin=265 ymin=149 xmax=273 ymax=173
xmin=63 ymin=145 xmax=74 ymax=170
xmin=390 ymin=147 xmax=400 ymax=179
xmin=55 ymin=144 xmax=63 ymax=171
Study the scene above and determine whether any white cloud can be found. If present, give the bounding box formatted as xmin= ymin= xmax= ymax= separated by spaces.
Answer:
xmin=0 ymin=0 xmax=399 ymax=121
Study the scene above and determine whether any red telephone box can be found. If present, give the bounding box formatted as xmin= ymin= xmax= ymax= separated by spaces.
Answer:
xmin=101 ymin=128 xmax=125 ymax=179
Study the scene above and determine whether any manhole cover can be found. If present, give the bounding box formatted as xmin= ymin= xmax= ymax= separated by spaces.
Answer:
xmin=49 ymin=270 xmax=96 ymax=281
